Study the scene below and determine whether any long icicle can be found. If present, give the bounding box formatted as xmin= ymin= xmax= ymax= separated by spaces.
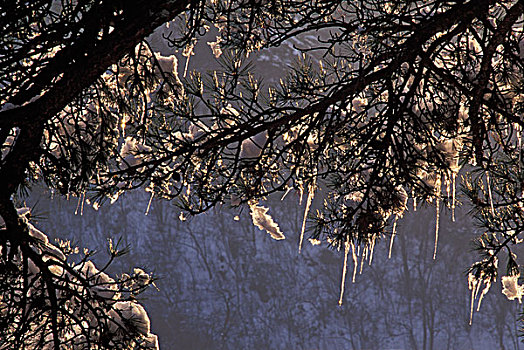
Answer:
xmin=338 ymin=241 xmax=350 ymax=306
xmin=469 ymin=282 xmax=476 ymax=326
xmin=360 ymin=245 xmax=367 ymax=274
xmin=80 ymin=191 xmax=85 ymax=216
xmin=145 ymin=192 xmax=154 ymax=216
xmin=469 ymin=277 xmax=483 ymax=325
xmin=388 ymin=216 xmax=398 ymax=259
xmin=74 ymin=192 xmax=84 ymax=216
xmin=280 ymin=186 xmax=292 ymax=201
xmin=486 ymin=172 xmax=495 ymax=217
xmin=351 ymin=241 xmax=358 ymax=283
xmin=476 ymin=282 xmax=491 ymax=312
xmin=183 ymin=54 xmax=191 ymax=78
xmin=434 ymin=199 xmax=440 ymax=260
xmin=299 ymin=182 xmax=315 ymax=253
xmin=445 ymin=176 xmax=451 ymax=200
xmin=516 ymin=123 xmax=522 ymax=172
xmin=452 ymin=172 xmax=457 ymax=222
xmin=433 ymin=174 xmax=441 ymax=260
xmin=368 ymin=236 xmax=376 ymax=266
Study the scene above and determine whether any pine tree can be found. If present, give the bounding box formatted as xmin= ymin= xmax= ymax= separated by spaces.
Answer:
xmin=1 ymin=0 xmax=524 ymax=348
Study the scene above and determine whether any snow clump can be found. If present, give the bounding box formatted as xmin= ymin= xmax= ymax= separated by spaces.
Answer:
xmin=501 ymin=274 xmax=524 ymax=303
xmin=249 ymin=202 xmax=285 ymax=240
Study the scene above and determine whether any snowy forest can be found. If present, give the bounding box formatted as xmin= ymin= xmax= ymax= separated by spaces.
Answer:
xmin=33 ymin=187 xmax=523 ymax=350
xmin=2 ymin=0 xmax=524 ymax=349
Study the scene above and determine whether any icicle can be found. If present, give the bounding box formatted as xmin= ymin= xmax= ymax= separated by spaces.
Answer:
xmin=486 ymin=172 xmax=495 ymax=217
xmin=74 ymin=194 xmax=80 ymax=215
xmin=388 ymin=216 xmax=398 ymax=259
xmin=299 ymin=183 xmax=315 ymax=253
xmin=452 ymin=172 xmax=457 ymax=222
xmin=183 ymin=55 xmax=191 ymax=78
xmin=469 ymin=284 xmax=476 ymax=326
xmin=351 ymin=241 xmax=358 ymax=283
xmin=298 ymin=183 xmax=304 ymax=205
xmin=74 ymin=192 xmax=84 ymax=216
xmin=434 ymin=199 xmax=440 ymax=260
xmin=467 ymin=271 xmax=491 ymax=325
xmin=280 ymin=186 xmax=292 ymax=201
xmin=468 ymin=274 xmax=478 ymax=325
xmin=120 ymin=116 xmax=127 ymax=137
xmin=145 ymin=192 xmax=154 ymax=216
xmin=433 ymin=174 xmax=441 ymax=260
xmin=338 ymin=241 xmax=350 ymax=306
xmin=80 ymin=191 xmax=85 ymax=216
xmin=516 ymin=123 xmax=522 ymax=171
xmin=470 ymin=278 xmax=482 ymax=325
xmin=476 ymin=281 xmax=491 ymax=312
xmin=368 ymin=236 xmax=376 ymax=266
xmin=445 ymin=176 xmax=451 ymax=200
xmin=519 ymin=125 xmax=522 ymax=172
xmin=473 ymin=277 xmax=482 ymax=301
xmin=359 ymin=246 xmax=367 ymax=274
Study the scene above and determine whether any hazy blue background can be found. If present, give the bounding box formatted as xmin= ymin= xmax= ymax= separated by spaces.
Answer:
xmin=28 ymin=186 xmax=521 ymax=350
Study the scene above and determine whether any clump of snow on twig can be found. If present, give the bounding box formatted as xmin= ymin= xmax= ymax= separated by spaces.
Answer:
xmin=120 ymin=136 xmax=152 ymax=167
xmin=501 ymin=274 xmax=524 ymax=303
xmin=249 ymin=202 xmax=285 ymax=240
xmin=4 ymin=207 xmax=160 ymax=349
xmin=155 ymin=54 xmax=178 ymax=75
xmin=208 ymin=36 xmax=223 ymax=58
xmin=112 ymin=301 xmax=152 ymax=336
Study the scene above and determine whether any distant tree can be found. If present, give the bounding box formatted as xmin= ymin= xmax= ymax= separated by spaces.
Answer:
xmin=2 ymin=0 xmax=524 ymax=348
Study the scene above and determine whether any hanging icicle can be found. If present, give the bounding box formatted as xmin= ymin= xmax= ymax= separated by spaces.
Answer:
xmin=145 ymin=192 xmax=154 ymax=216
xmin=434 ymin=199 xmax=440 ymax=260
xmin=476 ymin=280 xmax=491 ymax=312
xmin=360 ymin=245 xmax=367 ymax=274
xmin=468 ymin=275 xmax=479 ymax=325
xmin=338 ymin=241 xmax=350 ymax=306
xmin=120 ymin=115 xmax=127 ymax=137
xmin=80 ymin=191 xmax=85 ymax=216
xmin=486 ymin=172 xmax=495 ymax=217
xmin=515 ymin=122 xmax=522 ymax=171
xmin=445 ymin=176 xmax=451 ymax=200
xmin=280 ymin=186 xmax=292 ymax=201
xmin=468 ymin=272 xmax=491 ymax=325
xmin=299 ymin=181 xmax=315 ymax=253
xmin=452 ymin=172 xmax=457 ymax=222
xmin=433 ymin=174 xmax=442 ymax=260
xmin=368 ymin=235 xmax=376 ymax=266
xmin=75 ymin=192 xmax=85 ymax=216
xmin=183 ymin=55 xmax=191 ymax=78
xmin=351 ymin=241 xmax=358 ymax=283
xmin=74 ymin=194 xmax=81 ymax=215
xmin=388 ymin=216 xmax=398 ymax=259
